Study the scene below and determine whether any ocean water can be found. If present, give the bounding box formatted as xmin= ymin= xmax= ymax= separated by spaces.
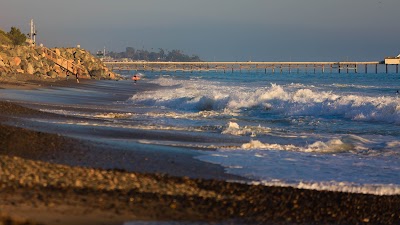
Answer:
xmin=1 ymin=69 xmax=400 ymax=195
xmin=124 ymin=70 xmax=400 ymax=195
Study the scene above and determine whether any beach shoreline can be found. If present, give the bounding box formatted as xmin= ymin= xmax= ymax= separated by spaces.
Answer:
xmin=0 ymin=73 xmax=99 ymax=90
xmin=0 ymin=78 xmax=400 ymax=225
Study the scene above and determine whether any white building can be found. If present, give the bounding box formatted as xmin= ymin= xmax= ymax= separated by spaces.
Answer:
xmin=385 ymin=54 xmax=400 ymax=64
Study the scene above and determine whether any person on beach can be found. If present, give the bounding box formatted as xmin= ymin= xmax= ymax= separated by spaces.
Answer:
xmin=132 ymin=74 xmax=139 ymax=84
xmin=76 ymin=69 xmax=80 ymax=83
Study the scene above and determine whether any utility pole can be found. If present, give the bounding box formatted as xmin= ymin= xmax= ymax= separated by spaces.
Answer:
xmin=29 ymin=19 xmax=37 ymax=46
xmin=33 ymin=23 xmax=36 ymax=45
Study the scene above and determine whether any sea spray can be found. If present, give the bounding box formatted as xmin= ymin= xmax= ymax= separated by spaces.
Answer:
xmin=130 ymin=79 xmax=400 ymax=124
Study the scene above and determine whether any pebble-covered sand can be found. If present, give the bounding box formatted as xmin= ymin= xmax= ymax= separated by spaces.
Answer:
xmin=1 ymin=152 xmax=400 ymax=225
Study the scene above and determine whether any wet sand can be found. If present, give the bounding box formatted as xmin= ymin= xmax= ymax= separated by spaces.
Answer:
xmin=0 ymin=73 xmax=85 ymax=90
xmin=0 ymin=79 xmax=400 ymax=225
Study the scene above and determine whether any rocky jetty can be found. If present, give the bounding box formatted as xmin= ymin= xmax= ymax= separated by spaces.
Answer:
xmin=51 ymin=47 xmax=120 ymax=80
xmin=0 ymin=44 xmax=121 ymax=81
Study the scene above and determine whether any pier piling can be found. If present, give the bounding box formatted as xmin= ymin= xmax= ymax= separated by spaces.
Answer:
xmin=106 ymin=61 xmax=388 ymax=75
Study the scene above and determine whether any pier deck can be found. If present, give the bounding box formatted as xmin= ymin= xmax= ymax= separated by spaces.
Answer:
xmin=105 ymin=61 xmax=399 ymax=74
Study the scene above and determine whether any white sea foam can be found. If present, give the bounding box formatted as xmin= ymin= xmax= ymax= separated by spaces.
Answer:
xmin=387 ymin=141 xmax=400 ymax=148
xmin=222 ymin=122 xmax=271 ymax=137
xmin=94 ymin=112 xmax=133 ymax=119
xmin=241 ymin=140 xmax=298 ymax=151
xmin=144 ymin=110 xmax=231 ymax=119
xmin=130 ymin=78 xmax=400 ymax=125
xmin=331 ymin=83 xmax=378 ymax=89
xmin=137 ymin=140 xmax=218 ymax=149
xmin=29 ymin=118 xmax=201 ymax=133
xmin=39 ymin=109 xmax=80 ymax=116
xmin=235 ymin=135 xmax=378 ymax=154
xmin=198 ymin=145 xmax=400 ymax=195
xmin=40 ymin=109 xmax=135 ymax=120
xmin=251 ymin=180 xmax=400 ymax=196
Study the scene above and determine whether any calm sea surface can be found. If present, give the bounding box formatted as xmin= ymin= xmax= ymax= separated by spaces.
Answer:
xmin=1 ymin=69 xmax=399 ymax=195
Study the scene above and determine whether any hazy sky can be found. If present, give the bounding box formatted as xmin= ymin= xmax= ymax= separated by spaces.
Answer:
xmin=1 ymin=0 xmax=399 ymax=61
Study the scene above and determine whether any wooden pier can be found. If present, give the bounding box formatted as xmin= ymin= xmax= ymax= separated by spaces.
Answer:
xmin=104 ymin=61 xmax=399 ymax=74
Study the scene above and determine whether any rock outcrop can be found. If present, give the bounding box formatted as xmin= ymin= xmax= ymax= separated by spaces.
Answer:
xmin=53 ymin=47 xmax=119 ymax=80
xmin=0 ymin=44 xmax=121 ymax=80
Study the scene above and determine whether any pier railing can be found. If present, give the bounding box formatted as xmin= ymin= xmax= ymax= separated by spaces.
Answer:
xmin=104 ymin=61 xmax=400 ymax=74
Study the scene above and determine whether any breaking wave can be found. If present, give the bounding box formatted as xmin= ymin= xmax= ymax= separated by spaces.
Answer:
xmin=222 ymin=121 xmax=271 ymax=137
xmin=237 ymin=135 xmax=373 ymax=154
xmin=129 ymin=78 xmax=400 ymax=124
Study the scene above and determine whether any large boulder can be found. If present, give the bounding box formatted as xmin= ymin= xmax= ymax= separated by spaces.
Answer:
xmin=74 ymin=50 xmax=83 ymax=59
xmin=33 ymin=60 xmax=43 ymax=69
xmin=11 ymin=57 xmax=21 ymax=66
xmin=35 ymin=48 xmax=44 ymax=56
xmin=6 ymin=49 xmax=16 ymax=57
xmin=34 ymin=71 xmax=42 ymax=77
xmin=26 ymin=63 xmax=34 ymax=74
xmin=15 ymin=46 xmax=24 ymax=56
xmin=109 ymin=73 xmax=116 ymax=79
xmin=55 ymin=49 xmax=61 ymax=56
xmin=0 ymin=67 xmax=8 ymax=76
xmin=47 ymin=71 xmax=58 ymax=78
xmin=89 ymin=69 xmax=103 ymax=78
xmin=20 ymin=59 xmax=28 ymax=69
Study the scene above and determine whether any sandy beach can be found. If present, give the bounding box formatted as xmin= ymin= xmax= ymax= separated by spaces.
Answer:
xmin=0 ymin=78 xmax=400 ymax=225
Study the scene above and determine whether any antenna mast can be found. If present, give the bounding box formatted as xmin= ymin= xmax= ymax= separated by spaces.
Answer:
xmin=30 ymin=19 xmax=34 ymax=42
xmin=29 ymin=19 xmax=37 ymax=46
xmin=33 ymin=23 xmax=36 ymax=45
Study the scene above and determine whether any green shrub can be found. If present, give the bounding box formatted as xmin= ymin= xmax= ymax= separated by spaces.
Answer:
xmin=0 ymin=29 xmax=12 ymax=45
xmin=7 ymin=27 xmax=27 ymax=46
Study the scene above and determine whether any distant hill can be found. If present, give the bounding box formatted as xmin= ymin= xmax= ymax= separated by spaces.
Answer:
xmin=107 ymin=47 xmax=202 ymax=62
xmin=0 ymin=29 xmax=12 ymax=45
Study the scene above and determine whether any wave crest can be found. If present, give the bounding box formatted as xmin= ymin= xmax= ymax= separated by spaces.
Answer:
xmin=222 ymin=122 xmax=271 ymax=137
xmin=129 ymin=78 xmax=400 ymax=124
xmin=237 ymin=135 xmax=376 ymax=154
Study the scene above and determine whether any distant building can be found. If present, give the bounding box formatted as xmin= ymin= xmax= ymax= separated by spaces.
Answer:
xmin=96 ymin=47 xmax=107 ymax=61
xmin=385 ymin=54 xmax=400 ymax=64
xmin=96 ymin=50 xmax=104 ymax=58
